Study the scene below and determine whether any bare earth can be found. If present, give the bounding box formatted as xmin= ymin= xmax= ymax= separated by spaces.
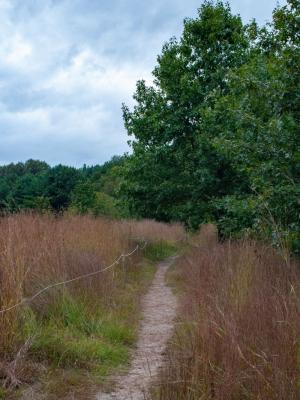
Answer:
xmin=96 ymin=256 xmax=178 ymax=400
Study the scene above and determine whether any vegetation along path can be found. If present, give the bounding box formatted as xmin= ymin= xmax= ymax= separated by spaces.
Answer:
xmin=97 ymin=256 xmax=178 ymax=400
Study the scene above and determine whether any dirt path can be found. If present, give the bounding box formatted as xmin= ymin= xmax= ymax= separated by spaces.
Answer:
xmin=96 ymin=256 xmax=178 ymax=400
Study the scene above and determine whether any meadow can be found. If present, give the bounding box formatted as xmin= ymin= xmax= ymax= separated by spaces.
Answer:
xmin=0 ymin=213 xmax=184 ymax=398
xmin=155 ymin=225 xmax=300 ymax=399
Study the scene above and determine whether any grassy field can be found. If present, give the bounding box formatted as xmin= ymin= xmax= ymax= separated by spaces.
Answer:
xmin=154 ymin=224 xmax=300 ymax=400
xmin=0 ymin=214 xmax=184 ymax=399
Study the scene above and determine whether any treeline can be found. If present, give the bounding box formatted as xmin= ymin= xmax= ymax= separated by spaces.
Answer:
xmin=121 ymin=0 xmax=300 ymax=253
xmin=0 ymin=156 xmax=128 ymax=217
xmin=0 ymin=1 xmax=299 ymax=254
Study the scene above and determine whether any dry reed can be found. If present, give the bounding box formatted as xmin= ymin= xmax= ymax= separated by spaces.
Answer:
xmin=0 ymin=213 xmax=184 ymax=357
xmin=156 ymin=225 xmax=300 ymax=400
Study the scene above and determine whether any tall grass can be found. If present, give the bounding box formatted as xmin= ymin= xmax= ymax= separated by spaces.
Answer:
xmin=0 ymin=213 xmax=184 ymax=394
xmin=156 ymin=225 xmax=300 ymax=399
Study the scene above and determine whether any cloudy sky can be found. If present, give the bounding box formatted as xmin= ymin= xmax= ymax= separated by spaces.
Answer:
xmin=0 ymin=0 xmax=285 ymax=166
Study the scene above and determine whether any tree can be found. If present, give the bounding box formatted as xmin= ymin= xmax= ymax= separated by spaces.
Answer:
xmin=44 ymin=165 xmax=80 ymax=211
xmin=0 ymin=161 xmax=49 ymax=212
xmin=24 ymin=159 xmax=50 ymax=175
xmin=122 ymin=1 xmax=249 ymax=228
xmin=202 ymin=0 xmax=300 ymax=249
xmin=122 ymin=0 xmax=299 ymax=252
xmin=70 ymin=181 xmax=97 ymax=214
xmin=0 ymin=157 xmax=127 ymax=216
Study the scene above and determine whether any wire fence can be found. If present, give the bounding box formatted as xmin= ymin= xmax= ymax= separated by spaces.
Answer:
xmin=0 ymin=241 xmax=147 ymax=315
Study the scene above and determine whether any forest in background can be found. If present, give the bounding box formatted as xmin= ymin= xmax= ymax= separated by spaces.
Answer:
xmin=0 ymin=156 xmax=127 ymax=217
xmin=0 ymin=0 xmax=299 ymax=254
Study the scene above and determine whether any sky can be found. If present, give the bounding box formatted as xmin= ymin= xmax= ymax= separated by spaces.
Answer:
xmin=0 ymin=0 xmax=286 ymax=167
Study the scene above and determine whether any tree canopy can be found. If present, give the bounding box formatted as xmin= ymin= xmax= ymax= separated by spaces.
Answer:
xmin=0 ymin=156 xmax=127 ymax=217
xmin=121 ymin=0 xmax=300 ymax=252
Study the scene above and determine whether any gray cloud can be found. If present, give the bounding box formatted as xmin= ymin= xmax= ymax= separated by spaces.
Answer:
xmin=0 ymin=0 xmax=286 ymax=166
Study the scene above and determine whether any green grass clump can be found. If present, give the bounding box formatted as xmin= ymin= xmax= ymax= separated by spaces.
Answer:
xmin=25 ymin=295 xmax=131 ymax=373
xmin=99 ymin=322 xmax=134 ymax=345
xmin=32 ymin=328 xmax=128 ymax=369
xmin=144 ymin=240 xmax=178 ymax=262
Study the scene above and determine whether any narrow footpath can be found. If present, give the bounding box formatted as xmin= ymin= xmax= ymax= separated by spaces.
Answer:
xmin=97 ymin=256 xmax=178 ymax=400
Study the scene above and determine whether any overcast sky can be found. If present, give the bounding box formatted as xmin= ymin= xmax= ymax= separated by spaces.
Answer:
xmin=0 ymin=0 xmax=286 ymax=166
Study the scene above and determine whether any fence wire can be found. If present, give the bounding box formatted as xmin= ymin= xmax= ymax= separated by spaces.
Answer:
xmin=0 ymin=241 xmax=147 ymax=315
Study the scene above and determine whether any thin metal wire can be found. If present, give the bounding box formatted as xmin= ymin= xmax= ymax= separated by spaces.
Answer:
xmin=0 ymin=242 xmax=146 ymax=315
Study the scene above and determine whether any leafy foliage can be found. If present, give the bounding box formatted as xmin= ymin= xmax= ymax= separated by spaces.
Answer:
xmin=0 ymin=156 xmax=127 ymax=217
xmin=121 ymin=0 xmax=300 ymax=252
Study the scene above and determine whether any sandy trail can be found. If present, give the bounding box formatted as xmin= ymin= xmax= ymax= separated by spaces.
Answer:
xmin=96 ymin=256 xmax=178 ymax=400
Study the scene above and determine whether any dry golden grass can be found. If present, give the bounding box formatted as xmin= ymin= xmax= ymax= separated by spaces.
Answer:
xmin=155 ymin=224 xmax=300 ymax=400
xmin=0 ymin=213 xmax=184 ymax=396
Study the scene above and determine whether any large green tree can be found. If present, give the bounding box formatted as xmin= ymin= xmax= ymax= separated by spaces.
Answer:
xmin=44 ymin=165 xmax=81 ymax=211
xmin=122 ymin=1 xmax=250 ymax=227
xmin=204 ymin=0 xmax=300 ymax=249
xmin=122 ymin=0 xmax=299 ymax=252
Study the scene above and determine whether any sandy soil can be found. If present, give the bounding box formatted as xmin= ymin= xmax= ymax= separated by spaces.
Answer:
xmin=96 ymin=256 xmax=178 ymax=400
